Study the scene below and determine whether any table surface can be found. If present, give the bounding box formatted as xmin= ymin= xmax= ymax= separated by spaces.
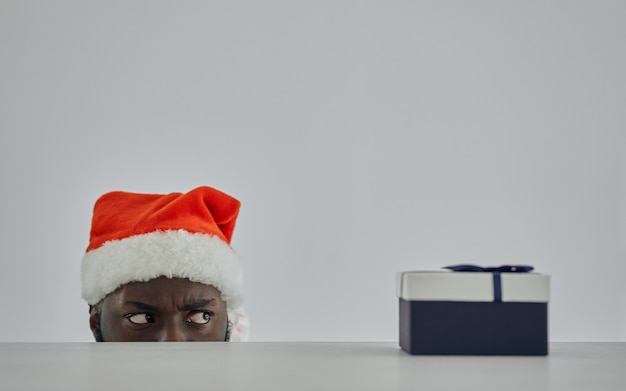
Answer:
xmin=1 ymin=342 xmax=625 ymax=390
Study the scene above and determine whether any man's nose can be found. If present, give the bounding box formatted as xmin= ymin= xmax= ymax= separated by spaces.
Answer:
xmin=157 ymin=323 xmax=187 ymax=342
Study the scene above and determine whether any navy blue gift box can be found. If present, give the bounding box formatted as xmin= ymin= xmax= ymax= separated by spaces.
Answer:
xmin=397 ymin=265 xmax=550 ymax=355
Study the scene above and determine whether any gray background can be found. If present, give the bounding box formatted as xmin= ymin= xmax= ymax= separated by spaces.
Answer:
xmin=1 ymin=0 xmax=624 ymax=342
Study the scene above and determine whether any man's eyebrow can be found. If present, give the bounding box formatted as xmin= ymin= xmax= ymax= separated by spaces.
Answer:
xmin=182 ymin=299 xmax=216 ymax=311
xmin=124 ymin=301 xmax=160 ymax=312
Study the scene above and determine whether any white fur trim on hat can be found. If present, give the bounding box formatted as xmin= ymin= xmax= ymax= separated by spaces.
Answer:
xmin=81 ymin=229 xmax=243 ymax=309
xmin=227 ymin=307 xmax=250 ymax=342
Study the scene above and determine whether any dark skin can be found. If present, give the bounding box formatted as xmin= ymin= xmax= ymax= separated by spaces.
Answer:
xmin=89 ymin=277 xmax=230 ymax=342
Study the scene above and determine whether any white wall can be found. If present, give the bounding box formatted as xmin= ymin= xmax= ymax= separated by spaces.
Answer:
xmin=1 ymin=0 xmax=624 ymax=342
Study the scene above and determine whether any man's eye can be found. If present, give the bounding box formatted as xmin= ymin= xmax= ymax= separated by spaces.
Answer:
xmin=187 ymin=311 xmax=212 ymax=324
xmin=126 ymin=313 xmax=154 ymax=324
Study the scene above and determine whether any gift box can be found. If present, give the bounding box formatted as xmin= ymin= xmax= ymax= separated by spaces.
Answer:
xmin=397 ymin=265 xmax=550 ymax=355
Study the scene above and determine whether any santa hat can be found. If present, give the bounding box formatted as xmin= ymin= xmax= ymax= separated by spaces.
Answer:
xmin=81 ymin=186 xmax=249 ymax=340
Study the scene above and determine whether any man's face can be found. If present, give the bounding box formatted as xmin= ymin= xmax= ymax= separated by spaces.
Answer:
xmin=89 ymin=277 xmax=229 ymax=342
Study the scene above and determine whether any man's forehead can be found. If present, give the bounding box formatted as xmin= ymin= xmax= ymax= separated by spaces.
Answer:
xmin=108 ymin=277 xmax=223 ymax=302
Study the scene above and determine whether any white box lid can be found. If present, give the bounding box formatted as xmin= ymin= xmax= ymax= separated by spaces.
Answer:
xmin=396 ymin=270 xmax=550 ymax=302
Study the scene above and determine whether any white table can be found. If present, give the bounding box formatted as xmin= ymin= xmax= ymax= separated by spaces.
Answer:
xmin=1 ymin=342 xmax=625 ymax=390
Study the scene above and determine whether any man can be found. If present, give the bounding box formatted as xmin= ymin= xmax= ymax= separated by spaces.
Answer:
xmin=81 ymin=186 xmax=249 ymax=342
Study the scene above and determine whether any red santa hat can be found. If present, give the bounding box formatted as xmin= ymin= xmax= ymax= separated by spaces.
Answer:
xmin=81 ymin=186 xmax=248 ymax=339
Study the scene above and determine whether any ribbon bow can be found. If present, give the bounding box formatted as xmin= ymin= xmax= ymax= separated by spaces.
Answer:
xmin=443 ymin=264 xmax=534 ymax=302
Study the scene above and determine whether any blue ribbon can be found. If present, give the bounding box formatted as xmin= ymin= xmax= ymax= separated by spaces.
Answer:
xmin=443 ymin=264 xmax=534 ymax=302
xmin=444 ymin=264 xmax=534 ymax=273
